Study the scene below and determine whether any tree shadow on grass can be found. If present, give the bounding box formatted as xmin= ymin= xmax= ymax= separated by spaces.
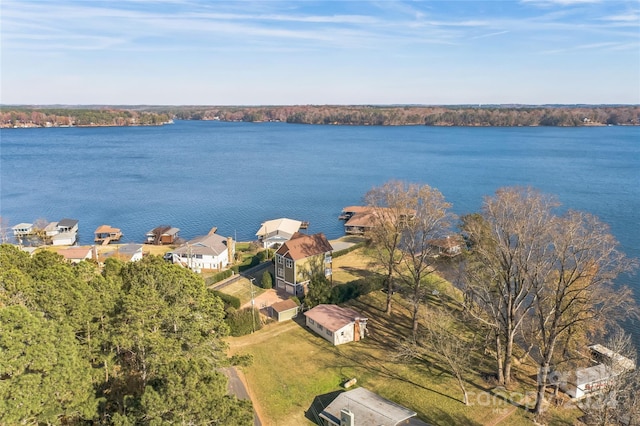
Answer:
xmin=304 ymin=390 xmax=343 ymax=425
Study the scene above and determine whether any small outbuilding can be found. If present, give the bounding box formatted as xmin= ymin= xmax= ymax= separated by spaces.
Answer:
xmin=270 ymin=299 xmax=299 ymax=322
xmin=304 ymin=304 xmax=367 ymax=346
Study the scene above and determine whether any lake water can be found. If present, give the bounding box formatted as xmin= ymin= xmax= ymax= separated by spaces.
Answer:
xmin=1 ymin=120 xmax=639 ymax=340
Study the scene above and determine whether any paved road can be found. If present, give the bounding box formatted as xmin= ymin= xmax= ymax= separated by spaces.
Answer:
xmin=220 ymin=367 xmax=262 ymax=426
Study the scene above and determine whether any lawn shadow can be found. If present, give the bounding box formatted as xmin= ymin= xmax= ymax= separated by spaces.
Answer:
xmin=304 ymin=390 xmax=343 ymax=425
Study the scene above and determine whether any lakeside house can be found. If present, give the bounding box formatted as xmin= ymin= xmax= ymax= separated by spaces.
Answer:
xmin=274 ymin=232 xmax=333 ymax=296
xmin=428 ymin=235 xmax=464 ymax=258
xmin=255 ymin=218 xmax=303 ymax=248
xmin=100 ymin=243 xmax=143 ymax=263
xmin=304 ymin=304 xmax=367 ymax=346
xmin=168 ymin=231 xmax=234 ymax=273
xmin=12 ymin=223 xmax=34 ymax=238
xmin=319 ymin=387 xmax=429 ymax=426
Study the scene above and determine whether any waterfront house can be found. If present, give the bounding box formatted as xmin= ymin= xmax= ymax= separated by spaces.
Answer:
xmin=319 ymin=387 xmax=429 ymax=426
xmin=146 ymin=226 xmax=180 ymax=245
xmin=255 ymin=218 xmax=303 ymax=248
xmin=12 ymin=223 xmax=34 ymax=238
xmin=57 ymin=218 xmax=78 ymax=234
xmin=274 ymin=232 xmax=333 ymax=296
xmin=169 ymin=232 xmax=234 ymax=272
xmin=94 ymin=225 xmax=123 ymax=245
xmin=304 ymin=304 xmax=367 ymax=346
xmin=270 ymin=299 xmax=300 ymax=322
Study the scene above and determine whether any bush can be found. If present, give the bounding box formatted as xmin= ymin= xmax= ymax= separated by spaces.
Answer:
xmin=329 ymin=277 xmax=383 ymax=304
xmin=211 ymin=290 xmax=241 ymax=310
xmin=226 ymin=308 xmax=263 ymax=337
xmin=261 ymin=271 xmax=273 ymax=289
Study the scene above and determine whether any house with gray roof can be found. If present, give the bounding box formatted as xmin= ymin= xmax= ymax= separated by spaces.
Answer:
xmin=169 ymin=232 xmax=234 ymax=272
xmin=256 ymin=218 xmax=303 ymax=248
xmin=319 ymin=387 xmax=429 ymax=426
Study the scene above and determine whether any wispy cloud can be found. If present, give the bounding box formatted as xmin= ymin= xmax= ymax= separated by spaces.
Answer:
xmin=471 ymin=30 xmax=510 ymax=40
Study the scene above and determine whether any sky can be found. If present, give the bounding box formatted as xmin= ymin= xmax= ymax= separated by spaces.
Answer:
xmin=1 ymin=0 xmax=639 ymax=105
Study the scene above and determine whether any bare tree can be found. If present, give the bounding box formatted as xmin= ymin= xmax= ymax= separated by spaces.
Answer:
xmin=531 ymin=211 xmax=637 ymax=415
xmin=462 ymin=187 xmax=558 ymax=387
xmin=365 ymin=180 xmax=415 ymax=315
xmin=389 ymin=182 xmax=455 ymax=338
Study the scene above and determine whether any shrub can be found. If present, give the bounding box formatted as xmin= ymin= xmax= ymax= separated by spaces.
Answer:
xmin=261 ymin=271 xmax=273 ymax=289
xmin=211 ymin=290 xmax=241 ymax=310
xmin=226 ymin=308 xmax=262 ymax=337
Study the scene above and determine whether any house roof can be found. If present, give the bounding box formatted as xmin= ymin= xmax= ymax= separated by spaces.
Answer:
xmin=44 ymin=222 xmax=59 ymax=232
xmin=95 ymin=224 xmax=121 ymax=234
xmin=256 ymin=218 xmax=302 ymax=237
xmin=172 ymin=233 xmax=229 ymax=257
xmin=118 ymin=243 xmax=143 ymax=255
xmin=58 ymin=218 xmax=78 ymax=228
xmin=271 ymin=299 xmax=299 ymax=313
xmin=319 ymin=387 xmax=425 ymax=426
xmin=275 ymin=232 xmax=333 ymax=261
xmin=341 ymin=206 xmax=372 ymax=214
xmin=61 ymin=246 xmax=92 ymax=260
xmin=12 ymin=222 xmax=33 ymax=230
xmin=428 ymin=236 xmax=463 ymax=250
xmin=344 ymin=212 xmax=377 ymax=228
xmin=163 ymin=227 xmax=180 ymax=236
xmin=304 ymin=304 xmax=364 ymax=333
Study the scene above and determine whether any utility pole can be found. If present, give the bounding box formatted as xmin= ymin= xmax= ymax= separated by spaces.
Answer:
xmin=249 ymin=277 xmax=256 ymax=333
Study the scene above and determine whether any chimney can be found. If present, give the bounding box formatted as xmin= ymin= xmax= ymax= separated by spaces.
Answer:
xmin=227 ymin=236 xmax=234 ymax=265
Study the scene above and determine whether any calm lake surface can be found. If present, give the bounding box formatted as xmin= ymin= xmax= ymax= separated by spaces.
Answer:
xmin=1 ymin=121 xmax=639 ymax=338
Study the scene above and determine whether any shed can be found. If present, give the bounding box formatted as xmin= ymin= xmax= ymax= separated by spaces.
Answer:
xmin=270 ymin=299 xmax=299 ymax=322
xmin=304 ymin=304 xmax=367 ymax=346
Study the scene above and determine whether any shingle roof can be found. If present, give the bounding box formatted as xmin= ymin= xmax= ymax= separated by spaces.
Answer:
xmin=271 ymin=299 xmax=299 ymax=313
xmin=304 ymin=304 xmax=364 ymax=333
xmin=319 ymin=387 xmax=424 ymax=426
xmin=172 ymin=233 xmax=229 ymax=257
xmin=58 ymin=218 xmax=78 ymax=228
xmin=95 ymin=225 xmax=121 ymax=234
xmin=61 ymin=246 xmax=92 ymax=260
xmin=275 ymin=232 xmax=333 ymax=261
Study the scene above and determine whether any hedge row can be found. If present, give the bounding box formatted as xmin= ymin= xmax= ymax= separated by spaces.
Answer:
xmin=205 ymin=269 xmax=234 ymax=285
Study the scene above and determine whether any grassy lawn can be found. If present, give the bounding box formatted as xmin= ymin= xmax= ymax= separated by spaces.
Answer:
xmin=217 ymin=276 xmax=266 ymax=306
xmin=226 ymin=248 xmax=583 ymax=426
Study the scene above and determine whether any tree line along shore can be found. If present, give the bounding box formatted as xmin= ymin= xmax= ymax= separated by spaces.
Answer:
xmin=1 ymin=104 xmax=638 ymax=128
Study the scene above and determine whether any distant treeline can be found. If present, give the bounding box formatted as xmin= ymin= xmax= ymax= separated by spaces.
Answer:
xmin=2 ymin=105 xmax=639 ymax=127
xmin=0 ymin=107 xmax=173 ymax=128
xmin=169 ymin=105 xmax=640 ymax=126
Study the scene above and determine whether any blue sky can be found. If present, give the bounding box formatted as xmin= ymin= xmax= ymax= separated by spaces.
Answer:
xmin=1 ymin=0 xmax=639 ymax=105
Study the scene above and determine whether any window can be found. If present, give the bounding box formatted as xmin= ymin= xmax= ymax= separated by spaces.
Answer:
xmin=318 ymin=324 xmax=324 ymax=331
xmin=277 ymin=267 xmax=284 ymax=277
xmin=326 ymin=329 xmax=331 ymax=336
xmin=277 ymin=256 xmax=283 ymax=264
xmin=285 ymin=259 xmax=293 ymax=268
xmin=309 ymin=318 xmax=315 ymax=325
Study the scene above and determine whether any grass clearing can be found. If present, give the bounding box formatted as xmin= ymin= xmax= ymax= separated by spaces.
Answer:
xmin=227 ymin=247 xmax=582 ymax=426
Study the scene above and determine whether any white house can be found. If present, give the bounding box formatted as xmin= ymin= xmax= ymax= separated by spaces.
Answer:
xmin=304 ymin=304 xmax=367 ymax=346
xmin=169 ymin=233 xmax=234 ymax=272
xmin=12 ymin=223 xmax=34 ymax=237
xmin=560 ymin=344 xmax=636 ymax=399
xmin=255 ymin=218 xmax=303 ymax=248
